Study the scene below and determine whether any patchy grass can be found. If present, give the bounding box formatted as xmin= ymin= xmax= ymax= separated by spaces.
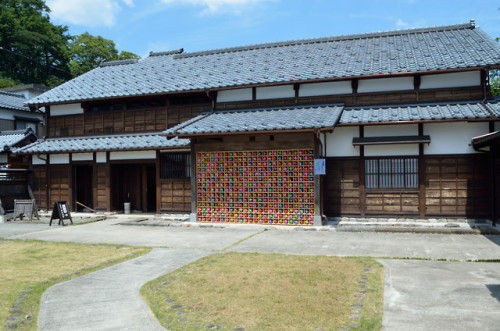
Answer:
xmin=0 ymin=239 xmax=151 ymax=330
xmin=142 ymin=252 xmax=384 ymax=331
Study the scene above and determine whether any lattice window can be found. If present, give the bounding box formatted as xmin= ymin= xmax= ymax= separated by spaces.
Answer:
xmin=160 ymin=153 xmax=191 ymax=179
xmin=365 ymin=157 xmax=418 ymax=189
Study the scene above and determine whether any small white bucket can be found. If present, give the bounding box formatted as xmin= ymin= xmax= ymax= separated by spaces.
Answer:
xmin=124 ymin=202 xmax=131 ymax=214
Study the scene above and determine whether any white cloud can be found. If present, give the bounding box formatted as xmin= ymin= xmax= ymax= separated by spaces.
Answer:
xmin=160 ymin=0 xmax=270 ymax=14
xmin=395 ymin=18 xmax=427 ymax=29
xmin=47 ymin=0 xmax=131 ymax=27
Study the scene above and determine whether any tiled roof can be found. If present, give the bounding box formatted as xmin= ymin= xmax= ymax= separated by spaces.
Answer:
xmin=28 ymin=22 xmax=500 ymax=105
xmin=339 ymin=101 xmax=497 ymax=124
xmin=15 ymin=133 xmax=190 ymax=154
xmin=0 ymin=91 xmax=29 ymax=111
xmin=0 ymin=129 xmax=37 ymax=151
xmin=164 ymin=105 xmax=343 ymax=136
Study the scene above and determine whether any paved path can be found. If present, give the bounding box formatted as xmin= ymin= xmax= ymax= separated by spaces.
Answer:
xmin=0 ymin=222 xmax=49 ymax=237
xmin=39 ymin=248 xmax=212 ymax=331
xmin=7 ymin=217 xmax=261 ymax=250
xmin=380 ymin=260 xmax=500 ymax=331
xmin=229 ymin=230 xmax=500 ymax=260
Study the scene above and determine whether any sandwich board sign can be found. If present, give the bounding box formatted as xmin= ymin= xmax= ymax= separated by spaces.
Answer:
xmin=49 ymin=201 xmax=73 ymax=226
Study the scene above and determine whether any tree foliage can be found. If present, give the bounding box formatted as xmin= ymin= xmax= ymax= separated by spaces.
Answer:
xmin=0 ymin=0 xmax=139 ymax=87
xmin=69 ymin=32 xmax=140 ymax=78
xmin=0 ymin=0 xmax=71 ymax=86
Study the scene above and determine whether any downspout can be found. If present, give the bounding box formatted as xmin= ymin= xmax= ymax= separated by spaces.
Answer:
xmin=205 ymin=89 xmax=216 ymax=113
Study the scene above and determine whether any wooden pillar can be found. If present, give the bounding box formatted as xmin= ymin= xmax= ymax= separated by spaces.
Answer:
xmin=313 ymin=133 xmax=323 ymax=225
xmin=105 ymin=153 xmax=111 ymax=212
xmin=419 ymin=123 xmax=426 ymax=218
xmin=359 ymin=126 xmax=366 ymax=217
xmin=190 ymin=141 xmax=197 ymax=222
xmin=156 ymin=151 xmax=161 ymax=214
xmin=141 ymin=165 xmax=147 ymax=212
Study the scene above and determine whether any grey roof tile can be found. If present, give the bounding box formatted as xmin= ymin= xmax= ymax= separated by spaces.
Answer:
xmin=164 ymin=105 xmax=343 ymax=136
xmin=0 ymin=129 xmax=37 ymax=151
xmin=0 ymin=91 xmax=29 ymax=111
xmin=15 ymin=132 xmax=189 ymax=154
xmin=28 ymin=22 xmax=500 ymax=105
xmin=339 ymin=101 xmax=496 ymax=124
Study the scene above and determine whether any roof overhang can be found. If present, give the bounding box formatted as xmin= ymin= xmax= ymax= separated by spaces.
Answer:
xmin=353 ymin=135 xmax=431 ymax=146
xmin=472 ymin=131 xmax=500 ymax=150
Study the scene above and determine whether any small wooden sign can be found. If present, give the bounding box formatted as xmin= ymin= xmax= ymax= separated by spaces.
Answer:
xmin=13 ymin=199 xmax=37 ymax=222
xmin=49 ymin=201 xmax=73 ymax=226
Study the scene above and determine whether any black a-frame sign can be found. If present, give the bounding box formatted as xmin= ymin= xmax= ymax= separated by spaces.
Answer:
xmin=49 ymin=201 xmax=73 ymax=226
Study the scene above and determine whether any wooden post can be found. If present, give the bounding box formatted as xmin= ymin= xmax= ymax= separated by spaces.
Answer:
xmin=359 ymin=126 xmax=365 ymax=217
xmin=105 ymin=153 xmax=111 ymax=211
xmin=141 ymin=165 xmax=148 ymax=212
xmin=190 ymin=142 xmax=197 ymax=222
xmin=313 ymin=133 xmax=323 ymax=226
xmin=156 ymin=150 xmax=161 ymax=214
xmin=419 ymin=123 xmax=426 ymax=218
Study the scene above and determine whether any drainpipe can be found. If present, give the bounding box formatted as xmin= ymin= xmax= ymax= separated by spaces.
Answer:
xmin=205 ymin=89 xmax=216 ymax=113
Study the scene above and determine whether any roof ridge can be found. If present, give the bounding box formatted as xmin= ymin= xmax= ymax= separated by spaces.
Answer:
xmin=0 ymin=129 xmax=27 ymax=135
xmin=345 ymin=99 xmax=493 ymax=110
xmin=100 ymin=59 xmax=139 ymax=67
xmin=0 ymin=91 xmax=26 ymax=99
xmin=42 ymin=131 xmax=167 ymax=141
xmin=174 ymin=22 xmax=475 ymax=59
xmin=207 ymin=103 xmax=344 ymax=115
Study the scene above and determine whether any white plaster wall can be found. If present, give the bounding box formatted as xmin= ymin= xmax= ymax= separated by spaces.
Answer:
xmin=299 ymin=81 xmax=352 ymax=97
xmin=256 ymin=85 xmax=294 ymax=100
xmin=364 ymin=144 xmax=419 ymax=156
xmin=420 ymin=71 xmax=481 ymax=89
xmin=50 ymin=154 xmax=69 ymax=164
xmin=217 ymin=88 xmax=252 ymax=102
xmin=72 ymin=153 xmax=93 ymax=161
xmin=325 ymin=127 xmax=360 ymax=157
xmin=32 ymin=154 xmax=47 ymax=165
xmin=358 ymin=77 xmax=414 ymax=93
xmin=96 ymin=152 xmax=107 ymax=163
xmin=364 ymin=124 xmax=418 ymax=137
xmin=0 ymin=112 xmax=15 ymax=121
xmin=424 ymin=122 xmax=488 ymax=155
xmin=110 ymin=150 xmax=156 ymax=160
xmin=51 ymin=103 xmax=84 ymax=116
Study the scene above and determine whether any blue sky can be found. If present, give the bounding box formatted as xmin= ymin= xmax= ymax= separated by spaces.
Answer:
xmin=46 ymin=0 xmax=500 ymax=58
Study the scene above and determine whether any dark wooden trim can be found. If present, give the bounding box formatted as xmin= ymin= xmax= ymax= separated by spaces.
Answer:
xmin=156 ymin=150 xmax=161 ymax=213
xmin=353 ymin=135 xmax=431 ymax=146
xmin=190 ymin=145 xmax=197 ymax=215
xmin=359 ymin=126 xmax=365 ymax=217
xmin=418 ymin=123 xmax=425 ymax=218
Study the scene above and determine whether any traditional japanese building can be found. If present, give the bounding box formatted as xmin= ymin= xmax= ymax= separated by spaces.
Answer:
xmin=17 ymin=21 xmax=500 ymax=224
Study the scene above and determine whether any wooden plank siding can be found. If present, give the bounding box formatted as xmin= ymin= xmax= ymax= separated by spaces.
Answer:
xmin=48 ymin=104 xmax=210 ymax=137
xmin=32 ymin=165 xmax=48 ymax=210
xmin=325 ymin=154 xmax=491 ymax=218
xmin=49 ymin=165 xmax=71 ymax=208
xmin=95 ymin=164 xmax=109 ymax=211
xmin=325 ymin=158 xmax=361 ymax=216
xmin=424 ymin=155 xmax=490 ymax=217
xmin=159 ymin=178 xmax=191 ymax=212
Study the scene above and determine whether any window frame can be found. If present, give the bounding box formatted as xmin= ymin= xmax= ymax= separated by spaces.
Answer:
xmin=159 ymin=152 xmax=191 ymax=179
xmin=364 ymin=156 xmax=419 ymax=190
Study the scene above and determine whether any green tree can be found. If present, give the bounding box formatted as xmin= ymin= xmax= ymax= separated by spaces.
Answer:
xmin=0 ymin=0 xmax=71 ymax=86
xmin=69 ymin=32 xmax=140 ymax=77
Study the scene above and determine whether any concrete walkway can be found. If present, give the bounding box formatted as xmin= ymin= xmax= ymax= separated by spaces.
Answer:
xmin=381 ymin=260 xmax=500 ymax=331
xmin=39 ymin=248 xmax=212 ymax=331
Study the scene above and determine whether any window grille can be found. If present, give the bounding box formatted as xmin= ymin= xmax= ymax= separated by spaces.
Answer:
xmin=365 ymin=157 xmax=418 ymax=189
xmin=160 ymin=153 xmax=191 ymax=179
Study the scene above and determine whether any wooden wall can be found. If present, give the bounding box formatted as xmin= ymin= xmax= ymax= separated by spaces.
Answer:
xmin=49 ymin=165 xmax=71 ymax=209
xmin=325 ymin=154 xmax=491 ymax=218
xmin=159 ymin=178 xmax=191 ymax=212
xmin=95 ymin=164 xmax=109 ymax=211
xmin=48 ymin=104 xmax=210 ymax=137
xmin=424 ymin=155 xmax=489 ymax=217
xmin=32 ymin=165 xmax=48 ymax=210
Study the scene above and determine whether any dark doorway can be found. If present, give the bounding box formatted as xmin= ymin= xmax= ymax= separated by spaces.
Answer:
xmin=110 ymin=164 xmax=156 ymax=212
xmin=74 ymin=165 xmax=93 ymax=211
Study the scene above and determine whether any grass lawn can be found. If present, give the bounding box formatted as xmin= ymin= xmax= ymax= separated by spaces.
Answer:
xmin=142 ymin=252 xmax=384 ymax=331
xmin=0 ymin=239 xmax=151 ymax=330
